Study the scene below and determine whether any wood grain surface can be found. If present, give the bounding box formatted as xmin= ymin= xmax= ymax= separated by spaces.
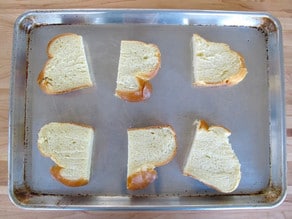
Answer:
xmin=1 ymin=0 xmax=291 ymax=218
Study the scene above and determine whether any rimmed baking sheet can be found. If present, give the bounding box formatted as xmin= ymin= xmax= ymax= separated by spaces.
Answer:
xmin=9 ymin=9 xmax=286 ymax=210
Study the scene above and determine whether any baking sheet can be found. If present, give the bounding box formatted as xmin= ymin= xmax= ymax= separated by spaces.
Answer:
xmin=9 ymin=9 xmax=286 ymax=210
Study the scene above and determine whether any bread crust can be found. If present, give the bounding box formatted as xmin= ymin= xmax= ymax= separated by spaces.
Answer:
xmin=37 ymin=122 xmax=94 ymax=187
xmin=127 ymin=125 xmax=177 ymax=190
xmin=193 ymin=34 xmax=248 ymax=87
xmin=115 ymin=78 xmax=153 ymax=102
xmin=183 ymin=120 xmax=239 ymax=193
xmin=37 ymin=33 xmax=93 ymax=94
xmin=119 ymin=40 xmax=161 ymax=81
xmin=196 ymin=119 xmax=231 ymax=134
xmin=46 ymin=33 xmax=80 ymax=55
xmin=127 ymin=168 xmax=157 ymax=190
xmin=115 ymin=41 xmax=161 ymax=102
xmin=37 ymin=70 xmax=92 ymax=94
xmin=193 ymin=56 xmax=247 ymax=86
xmin=183 ymin=171 xmax=240 ymax=193
xmin=50 ymin=165 xmax=89 ymax=187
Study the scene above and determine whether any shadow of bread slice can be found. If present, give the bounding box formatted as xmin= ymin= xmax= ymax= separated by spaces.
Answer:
xmin=115 ymin=41 xmax=161 ymax=102
xmin=127 ymin=126 xmax=177 ymax=190
xmin=37 ymin=122 xmax=94 ymax=187
xmin=183 ymin=120 xmax=241 ymax=193
xmin=192 ymin=34 xmax=247 ymax=86
xmin=37 ymin=33 xmax=93 ymax=94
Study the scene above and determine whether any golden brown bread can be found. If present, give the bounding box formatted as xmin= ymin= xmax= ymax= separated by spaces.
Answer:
xmin=192 ymin=34 xmax=248 ymax=87
xmin=37 ymin=122 xmax=94 ymax=187
xmin=50 ymin=165 xmax=89 ymax=187
xmin=127 ymin=126 xmax=177 ymax=190
xmin=127 ymin=168 xmax=158 ymax=190
xmin=115 ymin=40 xmax=161 ymax=102
xmin=183 ymin=120 xmax=241 ymax=193
xmin=115 ymin=77 xmax=153 ymax=102
xmin=37 ymin=33 xmax=93 ymax=94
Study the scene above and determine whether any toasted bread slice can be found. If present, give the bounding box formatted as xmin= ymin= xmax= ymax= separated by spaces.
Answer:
xmin=127 ymin=126 xmax=177 ymax=190
xmin=37 ymin=33 xmax=93 ymax=94
xmin=115 ymin=40 xmax=161 ymax=102
xmin=37 ymin=122 xmax=94 ymax=187
xmin=183 ymin=120 xmax=241 ymax=193
xmin=192 ymin=34 xmax=247 ymax=86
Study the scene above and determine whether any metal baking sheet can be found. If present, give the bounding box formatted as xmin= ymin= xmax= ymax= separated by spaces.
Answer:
xmin=9 ymin=9 xmax=286 ymax=210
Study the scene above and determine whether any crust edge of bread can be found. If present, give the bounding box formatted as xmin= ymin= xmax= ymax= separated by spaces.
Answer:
xmin=196 ymin=119 xmax=231 ymax=134
xmin=127 ymin=125 xmax=177 ymax=190
xmin=37 ymin=70 xmax=93 ymax=95
xmin=115 ymin=77 xmax=153 ymax=102
xmin=183 ymin=171 xmax=241 ymax=194
xmin=37 ymin=33 xmax=93 ymax=95
xmin=127 ymin=167 xmax=158 ymax=190
xmin=182 ymin=120 xmax=241 ymax=193
xmin=50 ymin=165 xmax=89 ymax=187
xmin=115 ymin=41 xmax=161 ymax=102
xmin=37 ymin=122 xmax=94 ymax=187
xmin=192 ymin=34 xmax=248 ymax=87
xmin=193 ymin=55 xmax=247 ymax=87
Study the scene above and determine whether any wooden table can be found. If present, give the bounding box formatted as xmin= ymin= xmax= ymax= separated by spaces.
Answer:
xmin=1 ymin=0 xmax=291 ymax=218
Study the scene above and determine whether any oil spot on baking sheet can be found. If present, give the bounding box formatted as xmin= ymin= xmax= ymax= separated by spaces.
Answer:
xmin=261 ymin=185 xmax=282 ymax=203
xmin=14 ymin=185 xmax=33 ymax=204
xmin=259 ymin=17 xmax=277 ymax=33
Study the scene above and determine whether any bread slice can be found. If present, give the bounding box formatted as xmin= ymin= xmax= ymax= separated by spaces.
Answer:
xmin=115 ymin=40 xmax=161 ymax=102
xmin=127 ymin=126 xmax=177 ymax=190
xmin=192 ymin=34 xmax=247 ymax=86
xmin=37 ymin=33 xmax=93 ymax=94
xmin=183 ymin=120 xmax=241 ymax=193
xmin=37 ymin=122 xmax=94 ymax=187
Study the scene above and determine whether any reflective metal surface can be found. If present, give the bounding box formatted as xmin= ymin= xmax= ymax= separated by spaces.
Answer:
xmin=9 ymin=9 xmax=286 ymax=210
